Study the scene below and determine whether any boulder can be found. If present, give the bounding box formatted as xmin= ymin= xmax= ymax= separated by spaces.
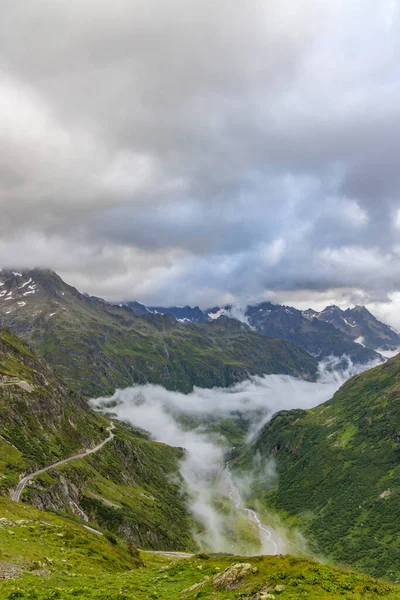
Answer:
xmin=213 ymin=562 xmax=253 ymax=591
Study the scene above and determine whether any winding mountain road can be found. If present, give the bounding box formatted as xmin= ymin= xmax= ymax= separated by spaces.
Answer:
xmin=143 ymin=550 xmax=194 ymax=558
xmin=12 ymin=423 xmax=115 ymax=502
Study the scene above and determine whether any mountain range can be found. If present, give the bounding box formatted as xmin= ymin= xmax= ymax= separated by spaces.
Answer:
xmin=142 ymin=301 xmax=400 ymax=366
xmin=2 ymin=322 xmax=400 ymax=596
xmin=0 ymin=269 xmax=317 ymax=396
xmin=2 ymin=267 xmax=400 ymax=595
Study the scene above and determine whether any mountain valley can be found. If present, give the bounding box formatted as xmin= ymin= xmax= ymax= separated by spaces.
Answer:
xmin=1 ymin=269 xmax=400 ymax=597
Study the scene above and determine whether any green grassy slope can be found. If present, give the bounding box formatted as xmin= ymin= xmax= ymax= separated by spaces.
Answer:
xmin=0 ymin=330 xmax=193 ymax=551
xmin=21 ymin=422 xmax=195 ymax=552
xmin=0 ymin=328 xmax=106 ymax=491
xmin=239 ymin=355 xmax=400 ymax=580
xmin=34 ymin=311 xmax=318 ymax=397
xmin=0 ymin=498 xmax=399 ymax=600
xmin=0 ymin=270 xmax=317 ymax=396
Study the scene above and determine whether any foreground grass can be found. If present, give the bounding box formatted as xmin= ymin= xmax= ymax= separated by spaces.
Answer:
xmin=1 ymin=499 xmax=400 ymax=600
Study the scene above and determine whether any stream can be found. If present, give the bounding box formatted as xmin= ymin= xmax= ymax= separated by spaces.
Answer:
xmin=223 ymin=464 xmax=279 ymax=555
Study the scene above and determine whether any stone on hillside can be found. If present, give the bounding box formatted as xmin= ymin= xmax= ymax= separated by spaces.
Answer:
xmin=212 ymin=562 xmax=253 ymax=591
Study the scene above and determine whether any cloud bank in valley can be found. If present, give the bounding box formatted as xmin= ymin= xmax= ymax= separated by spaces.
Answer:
xmin=92 ymin=367 xmax=358 ymax=553
xmin=2 ymin=1 xmax=400 ymax=325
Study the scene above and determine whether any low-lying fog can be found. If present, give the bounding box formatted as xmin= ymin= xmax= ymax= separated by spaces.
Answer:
xmin=92 ymin=356 xmax=380 ymax=555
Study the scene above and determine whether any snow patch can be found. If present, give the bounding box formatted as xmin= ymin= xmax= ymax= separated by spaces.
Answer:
xmin=18 ymin=278 xmax=32 ymax=289
xmin=343 ymin=317 xmax=357 ymax=328
xmin=354 ymin=336 xmax=365 ymax=347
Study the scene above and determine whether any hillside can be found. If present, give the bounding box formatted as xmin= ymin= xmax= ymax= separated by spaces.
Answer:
xmin=0 ymin=497 xmax=398 ymax=600
xmin=0 ymin=328 xmax=106 ymax=491
xmin=239 ymin=356 xmax=400 ymax=580
xmin=142 ymin=301 xmax=388 ymax=365
xmin=0 ymin=329 xmax=194 ymax=551
xmin=0 ymin=270 xmax=318 ymax=397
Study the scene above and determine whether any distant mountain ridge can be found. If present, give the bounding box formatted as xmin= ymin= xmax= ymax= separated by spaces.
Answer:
xmin=137 ymin=301 xmax=399 ymax=365
xmin=147 ymin=305 xmax=209 ymax=323
xmin=303 ymin=304 xmax=400 ymax=351
xmin=0 ymin=269 xmax=317 ymax=396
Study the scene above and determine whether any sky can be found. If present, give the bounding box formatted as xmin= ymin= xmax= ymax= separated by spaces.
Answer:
xmin=2 ymin=1 xmax=400 ymax=325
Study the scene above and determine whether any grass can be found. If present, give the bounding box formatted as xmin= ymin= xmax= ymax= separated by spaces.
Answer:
xmin=237 ymin=354 xmax=400 ymax=581
xmin=21 ymin=422 xmax=195 ymax=552
xmin=0 ymin=331 xmax=195 ymax=552
xmin=0 ymin=497 xmax=400 ymax=600
xmin=0 ymin=270 xmax=318 ymax=397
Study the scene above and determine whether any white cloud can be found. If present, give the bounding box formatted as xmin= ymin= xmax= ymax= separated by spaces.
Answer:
xmin=1 ymin=1 xmax=400 ymax=310
xmin=340 ymin=199 xmax=369 ymax=227
xmin=92 ymin=369 xmax=350 ymax=551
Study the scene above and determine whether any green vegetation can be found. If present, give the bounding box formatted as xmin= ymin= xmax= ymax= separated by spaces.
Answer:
xmin=0 ymin=330 xmax=194 ymax=551
xmin=23 ymin=422 xmax=195 ymax=552
xmin=34 ymin=311 xmax=318 ymax=397
xmin=238 ymin=355 xmax=400 ymax=581
xmin=0 ymin=270 xmax=317 ymax=396
xmin=0 ymin=497 xmax=399 ymax=599
xmin=0 ymin=328 xmax=106 ymax=490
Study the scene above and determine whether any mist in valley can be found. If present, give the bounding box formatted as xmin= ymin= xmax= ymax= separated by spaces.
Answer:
xmin=92 ymin=356 xmax=380 ymax=556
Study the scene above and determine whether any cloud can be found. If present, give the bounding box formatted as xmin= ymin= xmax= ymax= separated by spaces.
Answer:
xmin=1 ymin=1 xmax=400 ymax=315
xmin=92 ymin=370 xmax=344 ymax=552
xmin=92 ymin=359 xmax=374 ymax=553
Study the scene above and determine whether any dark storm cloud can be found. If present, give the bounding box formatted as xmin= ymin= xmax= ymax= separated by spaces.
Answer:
xmin=1 ymin=0 xmax=400 ymax=318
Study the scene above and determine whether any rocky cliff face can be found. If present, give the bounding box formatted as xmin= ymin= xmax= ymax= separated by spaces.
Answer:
xmin=306 ymin=304 xmax=400 ymax=351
